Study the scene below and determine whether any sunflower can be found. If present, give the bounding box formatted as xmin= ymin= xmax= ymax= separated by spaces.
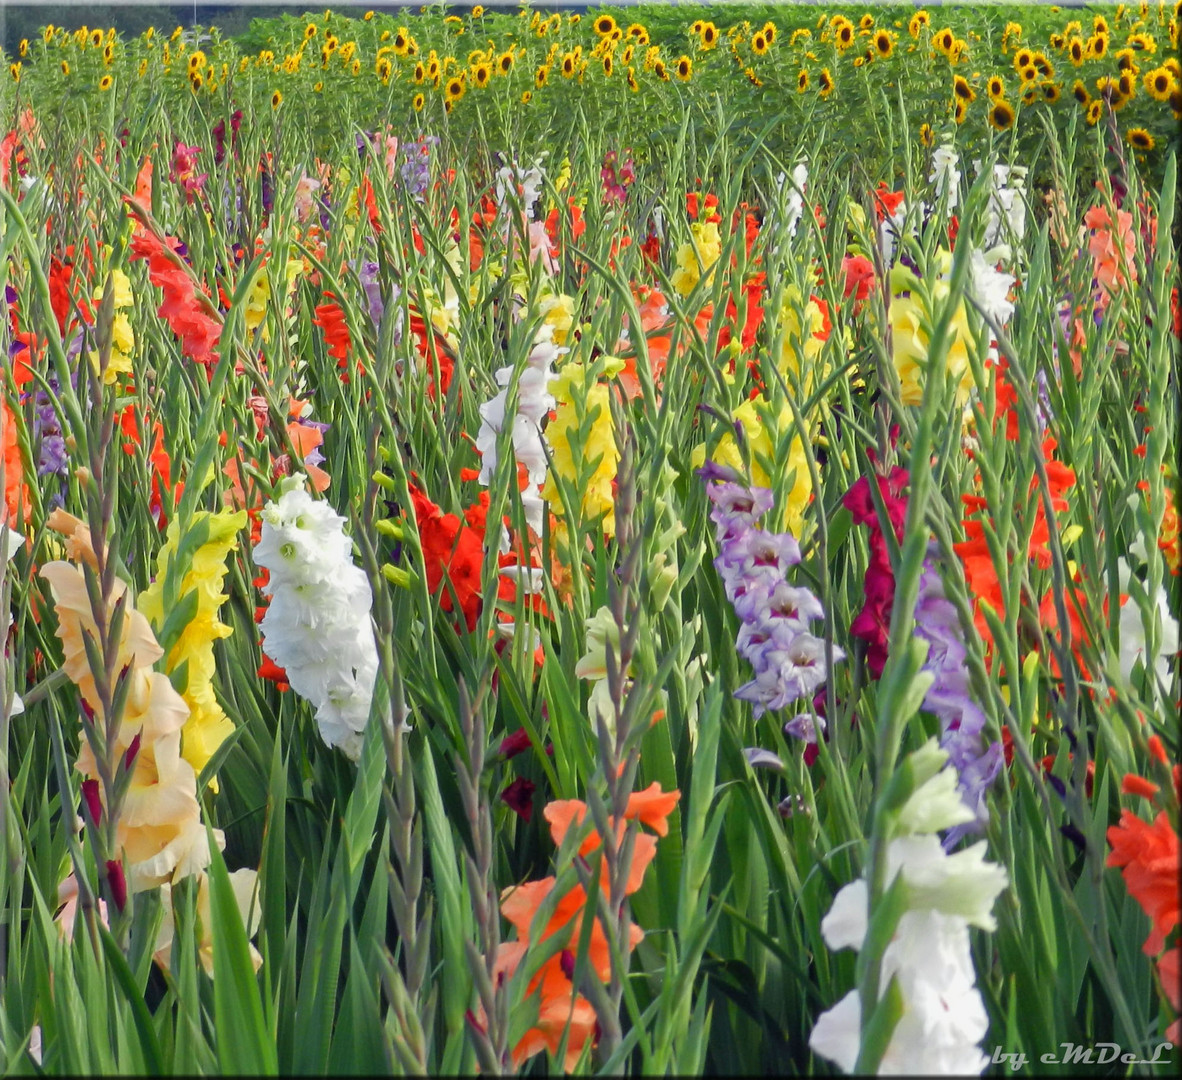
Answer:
xmin=364 ymin=11 xmax=374 ymax=21
xmin=676 ymin=55 xmax=692 ymax=80
xmin=188 ymin=71 xmax=203 ymax=91
xmin=188 ymin=49 xmax=206 ymax=73
xmin=313 ymin=80 xmax=323 ymax=92
xmin=1116 ymin=47 xmax=1140 ymax=72
xmin=561 ymin=53 xmax=575 ymax=78
xmin=1072 ymin=79 xmax=1091 ymax=104
xmin=690 ymin=19 xmax=704 ymax=36
xmin=376 ymin=56 xmax=393 ymax=81
xmin=919 ymin=122 xmax=935 ymax=146
xmin=325 ymin=34 xmax=339 ymax=54
xmin=1118 ymin=71 xmax=1136 ymax=98
xmin=305 ymin=23 xmax=317 ymax=39
xmin=874 ymin=30 xmax=894 ymax=58
xmin=472 ymin=5 xmax=484 ymax=16
xmin=1013 ymin=47 xmax=1034 ymax=71
xmin=428 ymin=57 xmax=441 ymax=80
xmin=61 ymin=60 xmax=71 ymax=76
xmin=531 ymin=65 xmax=547 ymax=89
xmin=445 ymin=75 xmax=466 ymax=102
xmin=953 ymin=74 xmax=975 ymax=101
xmin=42 ymin=25 xmax=55 ymax=44
xmin=1032 ymin=53 xmax=1054 ymax=77
xmin=818 ymin=67 xmax=834 ymax=97
xmin=745 ymin=67 xmax=763 ymax=88
xmin=1042 ymin=81 xmax=1061 ymax=102
xmin=797 ymin=68 xmax=809 ymax=92
xmin=270 ymin=89 xmax=282 ymax=109
xmin=909 ymin=11 xmax=931 ymax=39
xmin=954 ymin=97 xmax=968 ymax=124
xmin=1145 ymin=66 xmax=1176 ymax=99
xmin=986 ymin=75 xmax=1005 ymax=98
xmin=1127 ymin=31 xmax=1155 ymax=52
xmin=627 ymin=67 xmax=639 ymax=93
xmin=654 ymin=59 xmax=668 ymax=80
xmin=621 ymin=44 xmax=634 ymax=65
xmin=594 ymin=14 xmax=617 ymax=37
xmin=860 ymin=14 xmax=875 ymax=31
xmin=1049 ymin=33 xmax=1065 ymax=49
xmin=1094 ymin=14 xmax=1110 ymax=35
xmin=602 ymin=55 xmax=613 ymax=77
xmin=1021 ymin=83 xmax=1039 ymax=105
xmin=89 ymin=28 xmax=103 ymax=47
xmin=413 ymin=92 xmax=425 ymax=110
xmin=989 ymin=100 xmax=1016 ymax=129
xmin=837 ymin=23 xmax=856 ymax=50
xmin=350 ymin=58 xmax=361 ymax=76
xmin=1126 ymin=127 xmax=1154 ymax=150
xmin=627 ymin=23 xmax=647 ymax=39
xmin=1068 ymin=38 xmax=1085 ymax=65
xmin=751 ymin=31 xmax=769 ymax=56
xmin=1086 ymin=33 xmax=1108 ymax=59
xmin=498 ymin=51 xmax=514 ymax=75
xmin=934 ymin=28 xmax=955 ymax=54
xmin=473 ymin=62 xmax=491 ymax=88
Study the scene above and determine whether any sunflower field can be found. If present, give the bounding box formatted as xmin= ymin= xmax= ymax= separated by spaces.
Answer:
xmin=0 ymin=2 xmax=1178 ymax=1076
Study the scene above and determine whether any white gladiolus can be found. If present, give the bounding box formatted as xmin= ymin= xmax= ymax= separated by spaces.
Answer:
xmin=975 ymin=161 xmax=1028 ymax=250
xmin=255 ymin=478 xmax=378 ymax=761
xmin=1119 ymin=583 xmax=1180 ymax=686
xmin=930 ymin=143 xmax=961 ymax=212
xmin=474 ymin=324 xmax=560 ymax=536
xmin=810 ymin=739 xmax=1008 ymax=1075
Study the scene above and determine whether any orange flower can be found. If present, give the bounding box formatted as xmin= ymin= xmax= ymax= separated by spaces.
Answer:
xmin=1107 ymin=807 xmax=1180 ymax=955
xmin=1084 ymin=202 xmax=1137 ymax=307
xmin=1158 ymin=945 xmax=1181 ymax=1044
xmin=2 ymin=399 xmax=30 ymax=525
xmin=490 ymin=784 xmax=680 ymax=1069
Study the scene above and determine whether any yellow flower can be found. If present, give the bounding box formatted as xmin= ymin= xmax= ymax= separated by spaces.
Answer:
xmin=1145 ymin=65 xmax=1177 ymax=99
xmin=889 ymin=257 xmax=976 ymax=408
xmin=543 ymin=360 xmax=620 ymax=536
xmin=874 ymin=30 xmax=894 ymax=58
xmin=9 ymin=63 xmax=20 ymax=83
xmin=675 ymin=55 xmax=692 ymax=80
xmin=1126 ymin=126 xmax=1155 ymax=150
xmin=670 ymin=221 xmax=722 ymax=297
xmin=271 ymin=90 xmax=282 ymax=110
xmin=413 ymin=92 xmax=425 ymax=110
xmin=138 ymin=510 xmax=247 ymax=783
xmin=538 ymin=292 xmax=575 ymax=346
xmin=690 ymin=396 xmax=814 ymax=538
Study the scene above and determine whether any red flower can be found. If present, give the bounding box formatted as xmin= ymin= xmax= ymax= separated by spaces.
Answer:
xmin=127 ymin=223 xmax=221 ymax=367
xmin=1107 ymin=807 xmax=1180 ymax=956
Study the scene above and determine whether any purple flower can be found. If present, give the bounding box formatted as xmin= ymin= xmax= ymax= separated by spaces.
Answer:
xmin=914 ymin=549 xmax=1003 ymax=846
xmin=703 ymin=473 xmax=840 ymax=722
xmin=400 ymin=136 xmax=438 ymax=202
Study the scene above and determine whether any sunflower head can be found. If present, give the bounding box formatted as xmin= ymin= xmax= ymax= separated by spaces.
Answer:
xmin=499 ymin=51 xmax=514 ymax=74
xmin=797 ymin=69 xmax=809 ymax=92
xmin=874 ymin=31 xmax=893 ymax=57
xmin=752 ymin=32 xmax=769 ymax=55
xmin=271 ymin=90 xmax=282 ymax=109
xmin=987 ymin=75 xmax=1005 ymax=98
xmin=989 ymin=99 xmax=1016 ymax=129
xmin=819 ymin=68 xmax=834 ymax=96
xmin=594 ymin=15 xmax=617 ymax=37
xmin=954 ymin=97 xmax=968 ymax=124
xmin=413 ymin=92 xmax=424 ymax=110
xmin=919 ymin=122 xmax=934 ymax=146
xmin=1127 ymin=127 xmax=1154 ymax=151
xmin=953 ymin=74 xmax=974 ymax=100
xmin=676 ymin=55 xmax=692 ymax=80
xmin=1072 ymin=79 xmax=1091 ymax=104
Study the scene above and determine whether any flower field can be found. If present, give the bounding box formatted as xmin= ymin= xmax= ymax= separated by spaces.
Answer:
xmin=0 ymin=2 xmax=1179 ymax=1075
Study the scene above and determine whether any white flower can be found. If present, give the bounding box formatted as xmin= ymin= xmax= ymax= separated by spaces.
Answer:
xmin=930 ymin=143 xmax=961 ymax=211
xmin=810 ymin=740 xmax=1007 ymax=1075
xmin=820 ymin=879 xmax=869 ymax=951
xmin=1119 ymin=584 xmax=1180 ymax=685
xmin=895 ymin=766 xmax=977 ymax=837
xmin=254 ymin=478 xmax=378 ymax=760
xmin=968 ymin=249 xmax=1015 ymax=330
xmin=976 ymin=161 xmax=1028 ymax=249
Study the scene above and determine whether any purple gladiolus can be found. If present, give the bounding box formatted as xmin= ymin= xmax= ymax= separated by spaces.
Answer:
xmin=914 ymin=548 xmax=1003 ymax=847
xmin=701 ymin=466 xmax=843 ymax=721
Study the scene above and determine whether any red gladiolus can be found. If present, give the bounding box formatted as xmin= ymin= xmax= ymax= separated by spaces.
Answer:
xmin=127 ymin=224 xmax=221 ymax=368
xmin=1107 ymin=806 xmax=1180 ymax=956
